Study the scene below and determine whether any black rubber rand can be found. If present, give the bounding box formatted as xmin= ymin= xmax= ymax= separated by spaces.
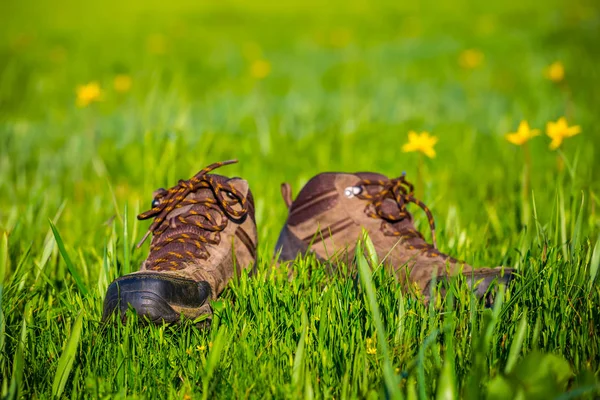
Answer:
xmin=102 ymin=273 xmax=211 ymax=324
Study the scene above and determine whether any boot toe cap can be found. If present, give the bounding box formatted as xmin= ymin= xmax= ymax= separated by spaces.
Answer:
xmin=102 ymin=273 xmax=211 ymax=325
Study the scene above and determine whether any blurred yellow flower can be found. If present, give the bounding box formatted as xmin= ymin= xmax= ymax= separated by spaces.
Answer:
xmin=402 ymin=131 xmax=438 ymax=158
xmin=114 ymin=74 xmax=132 ymax=93
xmin=251 ymin=59 xmax=271 ymax=79
xmin=366 ymin=338 xmax=377 ymax=355
xmin=546 ymin=117 xmax=580 ymax=150
xmin=76 ymin=82 xmax=102 ymax=107
xmin=196 ymin=345 xmax=206 ymax=352
xmin=459 ymin=49 xmax=484 ymax=69
xmin=544 ymin=61 xmax=564 ymax=83
xmin=505 ymin=121 xmax=540 ymax=146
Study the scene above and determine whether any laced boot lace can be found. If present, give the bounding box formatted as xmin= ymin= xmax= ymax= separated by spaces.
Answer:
xmin=356 ymin=173 xmax=455 ymax=260
xmin=136 ymin=160 xmax=248 ymax=271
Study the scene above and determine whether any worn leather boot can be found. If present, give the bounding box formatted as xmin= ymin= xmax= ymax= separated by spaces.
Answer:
xmin=103 ymin=160 xmax=257 ymax=325
xmin=275 ymin=171 xmax=512 ymax=302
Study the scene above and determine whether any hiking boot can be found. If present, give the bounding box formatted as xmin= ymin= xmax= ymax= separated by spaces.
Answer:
xmin=102 ymin=160 xmax=257 ymax=325
xmin=275 ymin=171 xmax=512 ymax=302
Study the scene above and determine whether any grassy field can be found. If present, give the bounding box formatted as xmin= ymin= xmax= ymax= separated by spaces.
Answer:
xmin=1 ymin=0 xmax=600 ymax=398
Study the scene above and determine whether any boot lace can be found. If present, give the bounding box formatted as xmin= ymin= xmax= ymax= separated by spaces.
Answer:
xmin=356 ymin=173 xmax=452 ymax=259
xmin=136 ymin=160 xmax=248 ymax=271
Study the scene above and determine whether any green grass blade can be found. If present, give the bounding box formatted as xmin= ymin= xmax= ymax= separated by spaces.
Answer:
xmin=466 ymin=290 xmax=504 ymax=400
xmin=49 ymin=220 xmax=88 ymax=296
xmin=557 ymin=149 xmax=576 ymax=181
xmin=356 ymin=231 xmax=403 ymax=400
xmin=558 ymin=187 xmax=568 ymax=259
xmin=52 ymin=312 xmax=84 ymax=398
xmin=0 ymin=232 xmax=6 ymax=360
xmin=436 ymin=294 xmax=456 ymax=400
xmin=570 ymin=192 xmax=585 ymax=259
xmin=292 ymin=307 xmax=308 ymax=388
xmin=7 ymin=310 xmax=27 ymax=400
xmin=436 ymin=351 xmax=456 ymax=400
xmin=202 ymin=325 xmax=228 ymax=400
xmin=505 ymin=308 xmax=528 ymax=374
xmin=589 ymin=235 xmax=600 ymax=291
xmin=1 ymin=232 xmax=7 ymax=284
xmin=36 ymin=201 xmax=67 ymax=285
xmin=531 ymin=191 xmax=543 ymax=246
xmin=394 ymin=289 xmax=405 ymax=346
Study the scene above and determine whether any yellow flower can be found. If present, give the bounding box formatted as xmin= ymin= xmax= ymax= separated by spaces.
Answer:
xmin=250 ymin=59 xmax=271 ymax=79
xmin=114 ymin=74 xmax=132 ymax=93
xmin=76 ymin=82 xmax=102 ymax=107
xmin=546 ymin=117 xmax=581 ymax=150
xmin=458 ymin=49 xmax=484 ymax=69
xmin=366 ymin=338 xmax=377 ymax=355
xmin=505 ymin=121 xmax=540 ymax=146
xmin=196 ymin=345 xmax=206 ymax=352
xmin=402 ymin=131 xmax=438 ymax=158
xmin=544 ymin=61 xmax=565 ymax=83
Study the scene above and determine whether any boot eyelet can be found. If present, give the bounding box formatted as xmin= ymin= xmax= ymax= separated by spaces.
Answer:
xmin=344 ymin=186 xmax=362 ymax=198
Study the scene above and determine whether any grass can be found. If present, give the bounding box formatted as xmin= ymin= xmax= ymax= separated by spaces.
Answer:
xmin=1 ymin=0 xmax=600 ymax=398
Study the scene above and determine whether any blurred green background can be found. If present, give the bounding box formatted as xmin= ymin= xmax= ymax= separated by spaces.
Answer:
xmin=2 ymin=0 xmax=600 ymax=233
xmin=1 ymin=0 xmax=599 ymax=252
xmin=1 ymin=0 xmax=599 ymax=397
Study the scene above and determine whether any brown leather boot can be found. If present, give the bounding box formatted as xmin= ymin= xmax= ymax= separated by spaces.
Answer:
xmin=275 ymin=171 xmax=512 ymax=301
xmin=102 ymin=160 xmax=257 ymax=325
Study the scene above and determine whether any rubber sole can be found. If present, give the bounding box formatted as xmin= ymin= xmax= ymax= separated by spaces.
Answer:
xmin=102 ymin=273 xmax=212 ymax=325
